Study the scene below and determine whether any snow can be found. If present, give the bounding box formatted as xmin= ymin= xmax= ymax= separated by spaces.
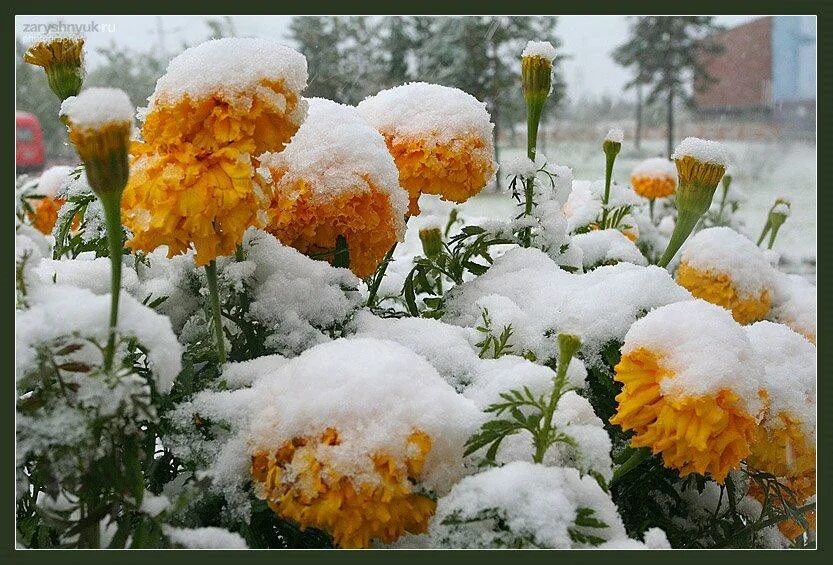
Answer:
xmin=599 ymin=528 xmax=671 ymax=549
xmin=358 ymin=82 xmax=495 ymax=144
xmin=139 ymin=492 xmax=170 ymax=517
xmin=351 ymin=310 xmax=482 ymax=391
xmin=621 ymin=299 xmax=763 ymax=412
xmin=571 ymin=229 xmax=647 ymax=268
xmin=772 ymin=201 xmax=791 ymax=216
xmin=59 ymin=87 xmax=134 ymax=127
xmin=16 ymin=285 xmax=182 ymax=392
xmin=631 ymin=157 xmax=677 ymax=179
xmin=147 ymin=38 xmax=307 ymax=108
xmin=257 ymin=97 xmax=408 ymax=234
xmin=562 ymin=179 xmax=641 ymax=233
xmin=680 ymin=227 xmax=776 ymax=298
xmin=163 ymin=526 xmax=247 ymax=549
xmin=221 ymin=355 xmax=288 ymax=389
xmin=246 ymin=337 xmax=482 ymax=493
xmin=444 ymin=247 xmax=691 ymax=362
xmin=501 ymin=155 xmax=538 ymax=178
xmin=134 ymin=247 xmax=200 ymax=332
xmin=36 ymin=257 xmax=139 ymax=295
xmin=34 ymin=166 xmax=74 ymax=197
xmin=429 ymin=462 xmax=630 ymax=548
xmin=769 ymin=272 xmax=816 ymax=341
xmin=605 ymin=127 xmax=624 ymax=144
xmin=671 ymin=137 xmax=731 ymax=167
xmin=745 ymin=321 xmax=816 ymax=441
xmin=522 ymin=40 xmax=557 ymax=61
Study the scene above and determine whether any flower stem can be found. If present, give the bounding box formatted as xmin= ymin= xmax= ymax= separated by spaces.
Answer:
xmin=600 ymin=151 xmax=616 ymax=227
xmin=649 ymin=199 xmax=655 ymax=223
xmin=522 ymin=104 xmax=542 ymax=248
xmin=366 ymin=242 xmax=398 ymax=307
xmin=767 ymin=223 xmax=782 ymax=250
xmin=657 ymin=208 xmax=701 ymax=269
xmin=100 ymin=193 xmax=123 ymax=372
xmin=611 ymin=447 xmax=651 ymax=485
xmin=533 ymin=334 xmax=581 ymax=464
xmin=204 ymin=260 xmax=226 ymax=364
xmin=757 ymin=220 xmax=771 ymax=247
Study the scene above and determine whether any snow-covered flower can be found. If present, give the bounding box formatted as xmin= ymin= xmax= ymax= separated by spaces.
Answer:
xmin=260 ymin=98 xmax=408 ymax=278
xmin=610 ymin=300 xmax=762 ymax=483
xmin=23 ymin=36 xmax=85 ymax=100
xmin=358 ymin=82 xmax=496 ymax=216
xmin=676 ymin=227 xmax=774 ymax=324
xmin=630 ymin=157 xmax=678 ymax=200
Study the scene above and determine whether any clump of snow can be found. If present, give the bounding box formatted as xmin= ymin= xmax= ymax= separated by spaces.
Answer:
xmin=221 ymin=354 xmax=288 ymax=389
xmin=671 ymin=137 xmax=731 ymax=167
xmin=631 ymin=157 xmax=677 ymax=179
xmin=771 ymin=201 xmax=791 ymax=216
xmin=622 ymin=299 xmax=763 ymax=413
xmin=34 ymin=166 xmax=74 ymax=197
xmin=502 ymin=155 xmax=538 ymax=178
xmin=257 ymin=97 xmax=408 ymax=237
xmin=163 ymin=526 xmax=247 ymax=549
xmin=429 ymin=462 xmax=630 ymax=548
xmin=680 ymin=227 xmax=776 ymax=298
xmin=599 ymin=528 xmax=671 ymax=549
xmin=745 ymin=321 xmax=816 ymax=441
xmin=246 ymin=338 xmax=482 ymax=493
xmin=444 ymin=247 xmax=691 ymax=362
xmin=562 ymin=179 xmax=641 ymax=232
xmin=242 ymin=229 xmax=363 ymax=356
xmin=605 ymin=127 xmax=624 ymax=144
xmin=16 ymin=285 xmax=182 ymax=392
xmin=358 ymin=82 xmax=495 ymax=145
xmin=769 ymin=273 xmax=816 ymax=341
xmin=351 ymin=310 xmax=482 ymax=391
xmin=571 ymin=229 xmax=647 ymax=269
xmin=139 ymin=492 xmax=170 ymax=517
xmin=148 ymin=38 xmax=308 ymax=109
xmin=36 ymin=257 xmax=139 ymax=295
xmin=60 ymin=87 xmax=134 ymax=127
xmin=134 ymin=247 xmax=200 ymax=332
xmin=522 ymin=40 xmax=557 ymax=61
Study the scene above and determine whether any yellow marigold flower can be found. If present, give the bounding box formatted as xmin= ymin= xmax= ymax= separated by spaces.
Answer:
xmin=23 ymin=37 xmax=85 ymax=100
xmin=610 ymin=300 xmax=763 ymax=483
xmin=630 ymin=157 xmax=678 ymax=200
xmin=252 ymin=428 xmax=436 ymax=548
xmin=261 ymin=98 xmax=408 ymax=278
xmin=676 ymin=227 xmax=776 ymax=324
xmin=140 ymin=38 xmax=308 ymax=156
xmin=121 ymin=141 xmax=267 ymax=266
xmin=747 ymin=411 xmax=815 ymax=480
xmin=28 ymin=196 xmax=64 ymax=235
xmin=358 ymin=83 xmax=496 ymax=216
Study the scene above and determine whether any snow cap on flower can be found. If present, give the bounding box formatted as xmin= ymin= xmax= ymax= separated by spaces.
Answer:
xmin=247 ymin=338 xmax=481 ymax=548
xmin=604 ymin=127 xmax=624 ymax=144
xmin=630 ymin=157 xmax=678 ymax=200
xmin=677 ymin=227 xmax=775 ymax=324
xmin=358 ymin=82 xmax=496 ymax=215
xmin=260 ymin=98 xmax=408 ymax=278
xmin=611 ymin=299 xmax=763 ymax=482
xmin=522 ymin=40 xmax=558 ymax=61
xmin=770 ymin=273 xmax=816 ymax=343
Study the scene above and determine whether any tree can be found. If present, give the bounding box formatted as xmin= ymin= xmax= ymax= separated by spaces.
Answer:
xmin=612 ymin=17 xmax=723 ymax=157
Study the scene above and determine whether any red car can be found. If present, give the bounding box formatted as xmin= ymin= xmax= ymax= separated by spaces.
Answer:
xmin=16 ymin=111 xmax=45 ymax=174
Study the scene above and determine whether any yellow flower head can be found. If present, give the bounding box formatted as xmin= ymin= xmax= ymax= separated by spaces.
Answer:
xmin=630 ymin=157 xmax=678 ymax=200
xmin=121 ymin=141 xmax=266 ymax=266
xmin=252 ymin=428 xmax=436 ymax=548
xmin=28 ymin=196 xmax=63 ymax=235
xmin=60 ymin=88 xmax=134 ymax=196
xmin=24 ymin=166 xmax=75 ymax=234
xmin=676 ymin=227 xmax=775 ymax=324
xmin=610 ymin=300 xmax=763 ymax=483
xmin=140 ymin=38 xmax=308 ymax=156
xmin=261 ymin=98 xmax=408 ymax=278
xmin=23 ymin=37 xmax=85 ymax=100
xmin=358 ymin=83 xmax=496 ymax=216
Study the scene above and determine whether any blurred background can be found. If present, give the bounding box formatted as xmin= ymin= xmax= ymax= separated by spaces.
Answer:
xmin=15 ymin=15 xmax=817 ymax=270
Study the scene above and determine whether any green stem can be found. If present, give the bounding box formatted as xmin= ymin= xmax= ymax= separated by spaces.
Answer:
xmin=756 ymin=219 xmax=771 ymax=247
xmin=101 ymin=194 xmax=123 ymax=372
xmin=534 ymin=334 xmax=581 ymax=464
xmin=204 ymin=260 xmax=226 ymax=364
xmin=715 ymin=185 xmax=729 ymax=225
xmin=234 ymin=244 xmax=246 ymax=262
xmin=600 ymin=152 xmax=616 ymax=227
xmin=522 ymin=104 xmax=543 ymax=248
xmin=366 ymin=242 xmax=397 ymax=307
xmin=767 ymin=223 xmax=782 ymax=250
xmin=611 ymin=447 xmax=651 ymax=485
xmin=649 ymin=199 xmax=655 ymax=223
xmin=657 ymin=209 xmax=702 ymax=269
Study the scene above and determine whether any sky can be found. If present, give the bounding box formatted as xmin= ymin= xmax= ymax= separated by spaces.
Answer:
xmin=16 ymin=15 xmax=757 ymax=99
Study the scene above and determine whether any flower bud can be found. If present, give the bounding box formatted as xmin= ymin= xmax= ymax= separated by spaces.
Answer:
xmin=419 ymin=226 xmax=443 ymax=259
xmin=23 ymin=37 xmax=85 ymax=101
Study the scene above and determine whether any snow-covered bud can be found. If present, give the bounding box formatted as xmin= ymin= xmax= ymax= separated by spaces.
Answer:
xmin=602 ymin=128 xmax=623 ymax=159
xmin=23 ymin=37 xmax=85 ymax=100
xmin=671 ymin=137 xmax=729 ymax=217
xmin=521 ymin=41 xmax=556 ymax=108
xmin=60 ymin=88 xmax=134 ymax=197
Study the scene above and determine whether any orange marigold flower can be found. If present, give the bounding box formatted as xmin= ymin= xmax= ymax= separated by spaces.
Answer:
xmin=358 ymin=82 xmax=496 ymax=215
xmin=630 ymin=157 xmax=678 ymax=200
xmin=610 ymin=300 xmax=763 ymax=483
xmin=676 ymin=227 xmax=775 ymax=324
xmin=28 ymin=196 xmax=64 ymax=235
xmin=140 ymin=38 xmax=308 ymax=156
xmin=121 ymin=141 xmax=268 ymax=266
xmin=261 ymin=98 xmax=408 ymax=278
xmin=252 ymin=428 xmax=436 ymax=548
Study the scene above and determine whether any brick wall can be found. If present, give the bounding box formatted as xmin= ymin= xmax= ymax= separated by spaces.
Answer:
xmin=694 ymin=17 xmax=772 ymax=111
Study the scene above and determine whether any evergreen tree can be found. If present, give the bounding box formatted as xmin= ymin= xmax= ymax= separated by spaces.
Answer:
xmin=612 ymin=17 xmax=723 ymax=157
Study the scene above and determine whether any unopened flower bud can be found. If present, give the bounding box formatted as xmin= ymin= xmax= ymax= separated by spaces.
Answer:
xmin=419 ymin=226 xmax=443 ymax=259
